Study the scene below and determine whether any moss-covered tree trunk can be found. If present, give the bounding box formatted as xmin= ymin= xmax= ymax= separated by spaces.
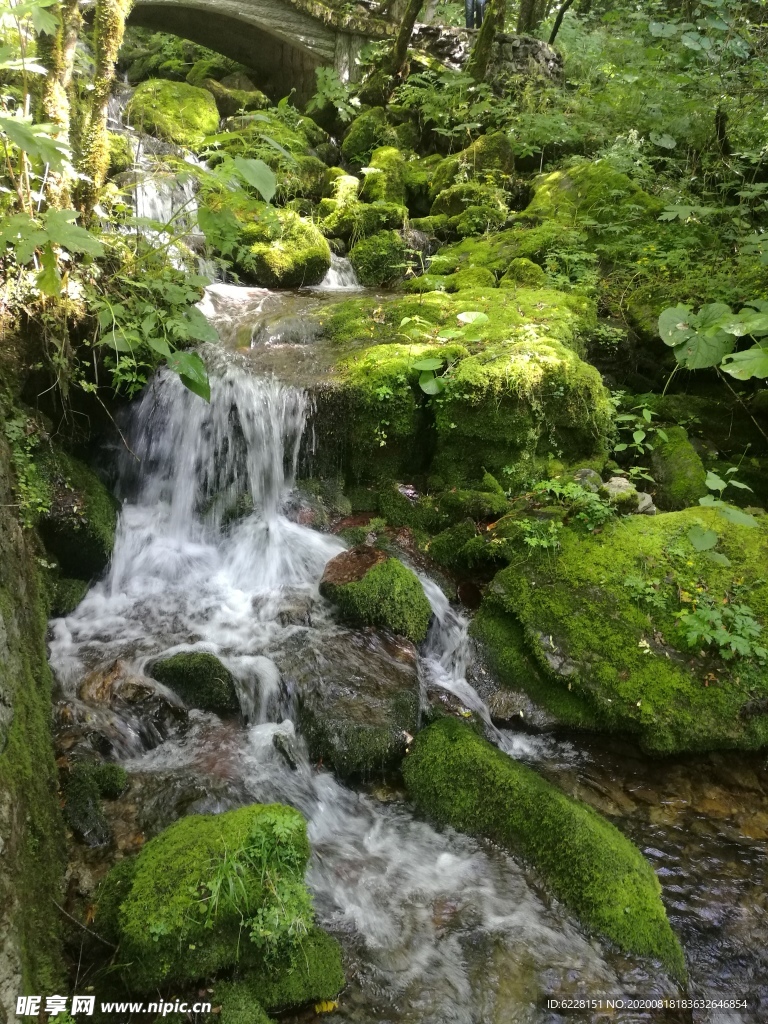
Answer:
xmin=76 ymin=0 xmax=132 ymax=216
xmin=36 ymin=0 xmax=81 ymax=207
xmin=467 ymin=0 xmax=507 ymax=83
xmin=516 ymin=0 xmax=538 ymax=33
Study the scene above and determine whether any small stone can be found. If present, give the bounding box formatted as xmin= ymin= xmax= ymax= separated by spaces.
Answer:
xmin=572 ymin=468 xmax=602 ymax=492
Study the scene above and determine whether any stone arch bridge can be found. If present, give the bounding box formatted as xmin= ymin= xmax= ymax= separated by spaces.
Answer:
xmin=129 ymin=0 xmax=395 ymax=103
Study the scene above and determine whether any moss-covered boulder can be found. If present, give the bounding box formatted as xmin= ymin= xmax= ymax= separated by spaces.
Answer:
xmin=500 ymin=257 xmax=547 ymax=288
xmin=349 ymin=230 xmax=409 ymax=287
xmin=126 ymin=79 xmax=219 ymax=149
xmin=39 ymin=451 xmax=118 ymax=580
xmin=95 ymin=804 xmax=345 ymax=1001
xmin=403 ymin=718 xmax=685 ymax=979
xmin=50 ymin=576 xmax=89 ymax=617
xmin=525 ymin=159 xmax=664 ymax=227
xmin=150 ymin=652 xmax=239 ymax=715
xmin=234 ymin=206 xmax=331 ymax=288
xmin=479 ymin=507 xmax=768 ymax=752
xmin=341 ymin=107 xmax=393 ymax=166
xmin=294 ymin=630 xmax=420 ymax=780
xmin=63 ymin=761 xmax=128 ymax=847
xmin=320 ymin=545 xmax=431 ymax=643
xmin=201 ymin=78 xmax=270 ymax=118
xmin=361 ymin=145 xmax=408 ymax=205
xmin=429 ymin=132 xmax=517 ymax=200
xmin=650 ymin=426 xmax=708 ymax=510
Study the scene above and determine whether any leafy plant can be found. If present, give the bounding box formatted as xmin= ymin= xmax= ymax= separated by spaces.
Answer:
xmin=307 ymin=67 xmax=360 ymax=124
xmin=658 ymin=300 xmax=768 ymax=378
xmin=677 ymin=596 xmax=766 ymax=662
xmin=613 ymin=403 xmax=668 ymax=457
xmin=533 ymin=479 xmax=615 ymax=531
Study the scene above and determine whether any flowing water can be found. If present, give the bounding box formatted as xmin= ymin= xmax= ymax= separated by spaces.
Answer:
xmin=48 ymin=281 xmax=768 ymax=1024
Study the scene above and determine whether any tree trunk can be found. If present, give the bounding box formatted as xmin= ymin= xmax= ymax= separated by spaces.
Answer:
xmin=548 ymin=0 xmax=576 ymax=45
xmin=516 ymin=0 xmax=538 ymax=33
xmin=467 ymin=0 xmax=507 ymax=83
xmin=385 ymin=0 xmax=424 ymax=79
xmin=37 ymin=0 xmax=82 ymax=206
xmin=76 ymin=0 xmax=132 ymax=217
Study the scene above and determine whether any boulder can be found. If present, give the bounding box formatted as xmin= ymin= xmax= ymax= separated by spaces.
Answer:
xmin=403 ymin=718 xmax=685 ymax=980
xmin=149 ymin=652 xmax=240 ymax=716
xmin=320 ymin=546 xmax=432 ymax=643
xmin=291 ymin=630 xmax=420 ymax=780
xmin=650 ymin=425 xmax=708 ymax=510
xmin=126 ymin=79 xmax=219 ymax=149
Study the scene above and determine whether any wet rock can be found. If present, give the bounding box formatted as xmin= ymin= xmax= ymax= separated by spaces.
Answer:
xmin=320 ymin=546 xmax=432 ymax=644
xmin=636 ymin=491 xmax=657 ymax=515
xmin=149 ymin=652 xmax=240 ymax=717
xmin=290 ymin=630 xmax=421 ymax=781
xmin=63 ymin=761 xmax=128 ymax=847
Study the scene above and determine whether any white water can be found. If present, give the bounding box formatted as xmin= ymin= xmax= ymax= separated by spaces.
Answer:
xmin=49 ymin=338 xmax=672 ymax=1019
xmin=312 ymin=254 xmax=362 ymax=291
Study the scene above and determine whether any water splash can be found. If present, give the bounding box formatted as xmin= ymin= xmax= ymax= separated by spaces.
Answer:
xmin=311 ymin=254 xmax=362 ymax=292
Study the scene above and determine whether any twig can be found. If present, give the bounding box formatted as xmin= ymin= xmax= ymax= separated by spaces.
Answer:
xmin=52 ymin=899 xmax=117 ymax=949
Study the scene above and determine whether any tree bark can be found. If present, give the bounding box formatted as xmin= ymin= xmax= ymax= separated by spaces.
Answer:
xmin=548 ymin=0 xmax=576 ymax=44
xmin=76 ymin=0 xmax=132 ymax=216
xmin=516 ymin=0 xmax=538 ymax=34
xmin=467 ymin=0 xmax=507 ymax=83
xmin=385 ymin=0 xmax=424 ymax=79
xmin=37 ymin=0 xmax=82 ymax=206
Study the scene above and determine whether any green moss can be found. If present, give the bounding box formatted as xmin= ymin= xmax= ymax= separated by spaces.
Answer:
xmin=215 ymin=928 xmax=344 ymax=1013
xmin=202 ymin=78 xmax=270 ymax=118
xmin=38 ymin=449 xmax=118 ymax=580
xmin=186 ymin=56 xmax=240 ymax=88
xmin=63 ymin=761 xmax=127 ymax=846
xmin=0 ymin=432 xmax=66 ymax=996
xmin=341 ymin=107 xmax=395 ymax=166
xmin=50 ymin=576 xmax=88 ymax=616
xmin=409 ymin=213 xmax=451 ymax=239
xmin=446 ymin=267 xmax=497 ymax=292
xmin=431 ymin=181 xmax=508 ymax=221
xmin=235 ymin=206 xmax=331 ymax=288
xmin=126 ymin=79 xmax=219 ymax=149
xmin=649 ymin=426 xmax=709 ymax=510
xmin=107 ymin=131 xmax=134 ymax=176
xmin=470 ymin=606 xmax=599 ymax=728
xmin=403 ymin=718 xmax=685 ymax=979
xmin=429 ymin=131 xmax=516 ymax=200
xmin=361 ymin=145 xmax=408 ymax=204
xmin=484 ymin=508 xmax=768 ymax=752
xmin=150 ymin=652 xmax=240 ymax=715
xmin=525 ymin=160 xmax=664 ymax=228
xmin=500 ymin=257 xmax=547 ymax=288
xmin=321 ymin=198 xmax=407 ymax=242
xmin=349 ymin=230 xmax=409 ymax=287
xmin=320 ymin=554 xmax=432 ymax=643
xmin=427 ymin=519 xmax=479 ymax=572
xmin=96 ymin=804 xmax=343 ymax=996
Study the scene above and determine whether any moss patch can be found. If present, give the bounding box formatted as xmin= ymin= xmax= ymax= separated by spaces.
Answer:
xmin=150 ymin=652 xmax=240 ymax=715
xmin=126 ymin=79 xmax=219 ymax=149
xmin=349 ymin=230 xmax=409 ymax=287
xmin=482 ymin=507 xmax=768 ymax=752
xmin=403 ymin=718 xmax=685 ymax=979
xmin=650 ymin=426 xmax=709 ymax=510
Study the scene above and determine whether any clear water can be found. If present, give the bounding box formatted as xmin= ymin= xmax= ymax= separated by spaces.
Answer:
xmin=48 ymin=287 xmax=767 ymax=1024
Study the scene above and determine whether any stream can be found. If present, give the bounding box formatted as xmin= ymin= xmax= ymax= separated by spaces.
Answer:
xmin=47 ymin=223 xmax=767 ymax=1020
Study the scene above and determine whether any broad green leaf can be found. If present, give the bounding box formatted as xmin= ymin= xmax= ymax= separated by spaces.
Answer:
xmin=705 ymin=551 xmax=731 ymax=566
xmin=233 ymin=157 xmax=276 ymax=204
xmin=717 ymin=504 xmax=758 ymax=528
xmin=36 ymin=243 xmax=60 ymax=296
xmin=457 ymin=311 xmax=489 ymax=325
xmin=0 ymin=115 xmax=69 ymax=169
xmin=419 ymin=372 xmax=443 ymax=395
xmin=673 ymin=327 xmax=734 ymax=369
xmin=101 ymin=330 xmax=135 ymax=353
xmin=658 ymin=305 xmax=694 ymax=346
xmin=30 ymin=1 xmax=59 ymax=34
xmin=728 ymin=479 xmax=753 ymax=491
xmin=706 ymin=470 xmax=727 ymax=491
xmin=167 ymin=351 xmax=211 ymax=402
xmin=198 ymin=205 xmax=240 ymax=257
xmin=413 ymin=358 xmax=443 ymax=371
xmin=649 ymin=131 xmax=676 ymax=149
xmin=687 ymin=525 xmax=718 ymax=551
xmin=632 ymin=429 xmax=646 ymax=443
xmin=720 ymin=344 xmax=768 ymax=380
xmin=0 ymin=212 xmax=47 ymax=263
xmin=145 ymin=335 xmax=173 ymax=358
xmin=184 ymin=306 xmax=218 ymax=343
xmin=694 ymin=302 xmax=732 ymax=330
xmin=648 ymin=20 xmax=679 ymax=36
xmin=44 ymin=209 xmax=104 ymax=256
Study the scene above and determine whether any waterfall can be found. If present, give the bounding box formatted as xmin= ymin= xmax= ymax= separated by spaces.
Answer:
xmin=312 ymin=254 xmax=362 ymax=291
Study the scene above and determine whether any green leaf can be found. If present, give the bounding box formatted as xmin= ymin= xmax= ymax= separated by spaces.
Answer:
xmin=233 ymin=157 xmax=277 ymax=204
xmin=695 ymin=302 xmax=732 ymax=330
xmin=145 ymin=335 xmax=172 ymax=358
xmin=184 ymin=306 xmax=218 ymax=343
xmin=167 ymin=351 xmax=210 ymax=402
xmin=728 ymin=479 xmax=753 ymax=491
xmin=413 ymin=357 xmax=444 ymax=371
xmin=632 ymin=429 xmax=646 ymax=444
xmin=0 ymin=115 xmax=69 ymax=169
xmin=457 ymin=311 xmax=489 ymax=325
xmin=687 ymin=525 xmax=718 ymax=551
xmin=198 ymin=205 xmax=241 ymax=257
xmin=706 ymin=470 xmax=727 ymax=491
xmin=36 ymin=243 xmax=61 ymax=296
xmin=649 ymin=131 xmax=676 ymax=149
xmin=648 ymin=20 xmax=679 ymax=36
xmin=717 ymin=504 xmax=758 ymax=528
xmin=706 ymin=551 xmax=731 ymax=566
xmin=720 ymin=344 xmax=768 ymax=381
xmin=30 ymin=2 xmax=59 ymax=34
xmin=419 ymin=372 xmax=443 ymax=395
xmin=44 ymin=209 xmax=104 ymax=256
xmin=658 ymin=305 xmax=694 ymax=346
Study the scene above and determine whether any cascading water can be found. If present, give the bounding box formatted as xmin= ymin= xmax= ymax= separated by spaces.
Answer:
xmin=49 ymin=356 xmax=675 ymax=1022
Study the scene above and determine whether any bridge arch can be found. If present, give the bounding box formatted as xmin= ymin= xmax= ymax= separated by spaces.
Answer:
xmin=129 ymin=0 xmax=393 ymax=103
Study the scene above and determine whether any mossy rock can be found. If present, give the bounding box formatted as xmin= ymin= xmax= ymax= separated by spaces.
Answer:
xmin=429 ymin=132 xmax=517 ymax=200
xmin=403 ymin=718 xmax=685 ymax=979
xmin=50 ymin=576 xmax=89 ymax=617
xmin=107 ymin=131 xmax=134 ymax=176
xmin=482 ymin=508 xmax=768 ymax=752
xmin=445 ymin=267 xmax=497 ymax=292
xmin=650 ymin=426 xmax=708 ymax=510
xmin=202 ymin=78 xmax=270 ymax=117
xmin=320 ymin=546 xmax=431 ymax=643
xmin=341 ymin=107 xmax=393 ymax=166
xmin=214 ymin=928 xmax=344 ymax=1014
xmin=349 ymin=230 xmax=409 ymax=287
xmin=431 ymin=181 xmax=508 ymax=221
xmin=361 ymin=145 xmax=408 ymax=205
xmin=321 ymin=197 xmax=407 ymax=243
xmin=295 ymin=630 xmax=420 ymax=780
xmin=63 ymin=761 xmax=128 ymax=847
xmin=525 ymin=159 xmax=665 ymax=228
xmin=126 ymin=79 xmax=219 ymax=149
xmin=500 ymin=257 xmax=547 ymax=288
xmin=95 ymin=804 xmax=344 ymax=999
xmin=234 ymin=206 xmax=331 ymax=288
xmin=150 ymin=652 xmax=239 ymax=715
xmin=430 ymin=224 xmax=587 ymax=278
xmin=39 ymin=450 xmax=118 ymax=580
